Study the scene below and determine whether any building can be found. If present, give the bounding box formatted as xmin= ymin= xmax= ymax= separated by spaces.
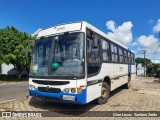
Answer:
xmin=137 ymin=63 xmax=145 ymax=75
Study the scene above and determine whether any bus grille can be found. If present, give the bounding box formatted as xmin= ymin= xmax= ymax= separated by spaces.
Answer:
xmin=32 ymin=80 xmax=70 ymax=85
xmin=38 ymin=87 xmax=61 ymax=93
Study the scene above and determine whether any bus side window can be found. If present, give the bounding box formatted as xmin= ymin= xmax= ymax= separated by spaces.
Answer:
xmin=102 ymin=39 xmax=111 ymax=61
xmin=133 ymin=54 xmax=135 ymax=64
xmin=124 ymin=50 xmax=128 ymax=63
xmin=87 ymin=33 xmax=101 ymax=75
xmin=131 ymin=53 xmax=135 ymax=64
xmin=111 ymin=44 xmax=118 ymax=62
xmin=87 ymin=35 xmax=100 ymax=62
xmin=128 ymin=52 xmax=131 ymax=64
xmin=118 ymin=47 xmax=124 ymax=63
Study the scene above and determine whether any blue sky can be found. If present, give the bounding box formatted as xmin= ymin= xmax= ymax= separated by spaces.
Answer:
xmin=0 ymin=0 xmax=160 ymax=62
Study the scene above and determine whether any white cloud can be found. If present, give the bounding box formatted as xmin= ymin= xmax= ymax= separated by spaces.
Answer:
xmin=136 ymin=35 xmax=160 ymax=63
xmin=106 ymin=20 xmax=133 ymax=46
xmin=137 ymin=35 xmax=159 ymax=49
xmin=129 ymin=42 xmax=138 ymax=46
xmin=148 ymin=45 xmax=160 ymax=63
xmin=135 ymin=19 xmax=160 ymax=63
xmin=153 ymin=19 xmax=160 ymax=33
xmin=106 ymin=20 xmax=116 ymax=31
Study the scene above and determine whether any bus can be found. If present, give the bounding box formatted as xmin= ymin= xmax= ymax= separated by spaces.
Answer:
xmin=28 ymin=21 xmax=136 ymax=105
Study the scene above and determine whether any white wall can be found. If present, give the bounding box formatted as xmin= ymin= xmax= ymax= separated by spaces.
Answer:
xmin=137 ymin=63 xmax=144 ymax=75
xmin=137 ymin=70 xmax=144 ymax=75
xmin=1 ymin=63 xmax=14 ymax=74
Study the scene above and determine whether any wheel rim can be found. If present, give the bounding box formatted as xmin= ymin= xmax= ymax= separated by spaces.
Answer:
xmin=101 ymin=87 xmax=107 ymax=99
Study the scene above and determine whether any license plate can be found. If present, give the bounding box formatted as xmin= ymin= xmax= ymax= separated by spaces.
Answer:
xmin=63 ymin=95 xmax=75 ymax=101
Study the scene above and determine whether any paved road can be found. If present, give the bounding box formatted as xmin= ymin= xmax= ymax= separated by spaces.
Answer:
xmin=0 ymin=82 xmax=28 ymax=103
xmin=1 ymin=77 xmax=160 ymax=120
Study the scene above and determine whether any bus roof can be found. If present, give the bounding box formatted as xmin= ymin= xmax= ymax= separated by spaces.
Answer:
xmin=37 ymin=21 xmax=129 ymax=50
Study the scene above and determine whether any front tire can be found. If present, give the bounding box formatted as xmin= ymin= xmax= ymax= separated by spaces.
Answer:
xmin=96 ymin=82 xmax=110 ymax=104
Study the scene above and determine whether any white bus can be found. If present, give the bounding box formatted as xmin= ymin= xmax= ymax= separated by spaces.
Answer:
xmin=29 ymin=21 xmax=136 ymax=104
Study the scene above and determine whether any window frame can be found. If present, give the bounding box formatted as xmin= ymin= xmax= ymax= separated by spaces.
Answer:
xmin=86 ymin=28 xmax=102 ymax=77
xmin=101 ymin=38 xmax=111 ymax=61
xmin=118 ymin=47 xmax=124 ymax=63
xmin=111 ymin=43 xmax=118 ymax=62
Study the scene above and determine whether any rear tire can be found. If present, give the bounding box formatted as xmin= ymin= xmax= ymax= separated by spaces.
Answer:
xmin=96 ymin=82 xmax=110 ymax=104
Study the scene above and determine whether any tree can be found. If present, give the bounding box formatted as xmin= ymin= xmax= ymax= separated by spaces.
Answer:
xmin=135 ymin=57 xmax=160 ymax=77
xmin=0 ymin=26 xmax=35 ymax=79
xmin=146 ymin=63 xmax=160 ymax=77
xmin=135 ymin=57 xmax=151 ymax=67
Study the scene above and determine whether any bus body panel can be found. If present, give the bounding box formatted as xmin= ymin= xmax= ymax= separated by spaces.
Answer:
xmin=37 ymin=22 xmax=82 ymax=38
xmin=29 ymin=88 xmax=87 ymax=104
xmin=86 ymin=79 xmax=102 ymax=103
xmin=29 ymin=78 xmax=87 ymax=104
xmin=29 ymin=21 xmax=136 ymax=105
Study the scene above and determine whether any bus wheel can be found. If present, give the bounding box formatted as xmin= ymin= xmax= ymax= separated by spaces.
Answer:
xmin=96 ymin=82 xmax=110 ymax=104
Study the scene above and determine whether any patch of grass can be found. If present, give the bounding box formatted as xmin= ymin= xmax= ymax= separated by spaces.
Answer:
xmin=0 ymin=74 xmax=28 ymax=82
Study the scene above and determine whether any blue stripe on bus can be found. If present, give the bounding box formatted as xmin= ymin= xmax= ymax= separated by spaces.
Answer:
xmin=29 ymin=88 xmax=86 ymax=104
xmin=128 ymin=48 xmax=131 ymax=74
xmin=128 ymin=64 xmax=131 ymax=73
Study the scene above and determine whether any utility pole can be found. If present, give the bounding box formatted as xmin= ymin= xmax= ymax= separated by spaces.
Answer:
xmin=141 ymin=50 xmax=147 ymax=77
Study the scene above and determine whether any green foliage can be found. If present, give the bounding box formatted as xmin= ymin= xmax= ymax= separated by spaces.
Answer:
xmin=135 ymin=57 xmax=151 ymax=67
xmin=147 ymin=63 xmax=157 ymax=77
xmin=136 ymin=57 xmax=160 ymax=77
xmin=0 ymin=74 xmax=28 ymax=82
xmin=0 ymin=26 xmax=36 ymax=79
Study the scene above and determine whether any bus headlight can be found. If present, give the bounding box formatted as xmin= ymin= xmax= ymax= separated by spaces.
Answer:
xmin=71 ymin=88 xmax=76 ymax=93
xmin=64 ymin=88 xmax=82 ymax=93
xmin=64 ymin=88 xmax=70 ymax=93
xmin=29 ymin=85 xmax=36 ymax=90
xmin=64 ymin=88 xmax=76 ymax=93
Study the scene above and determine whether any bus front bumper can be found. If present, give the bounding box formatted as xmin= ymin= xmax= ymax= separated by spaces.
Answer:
xmin=29 ymin=89 xmax=86 ymax=104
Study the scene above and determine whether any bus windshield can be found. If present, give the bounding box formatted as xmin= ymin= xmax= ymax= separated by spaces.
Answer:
xmin=30 ymin=32 xmax=84 ymax=77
